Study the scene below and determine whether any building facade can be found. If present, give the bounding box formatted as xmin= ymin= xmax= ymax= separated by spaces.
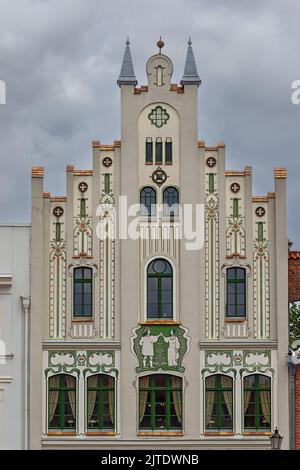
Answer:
xmin=0 ymin=224 xmax=30 ymax=449
xmin=30 ymin=40 xmax=289 ymax=449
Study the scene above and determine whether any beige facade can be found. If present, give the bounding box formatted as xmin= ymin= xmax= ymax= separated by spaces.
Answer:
xmin=29 ymin=41 xmax=289 ymax=449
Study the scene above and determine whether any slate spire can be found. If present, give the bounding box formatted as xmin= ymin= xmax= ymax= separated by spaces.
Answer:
xmin=117 ymin=38 xmax=137 ymax=87
xmin=180 ymin=37 xmax=201 ymax=87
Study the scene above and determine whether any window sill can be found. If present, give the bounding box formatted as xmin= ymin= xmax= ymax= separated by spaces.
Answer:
xmin=140 ymin=320 xmax=181 ymax=325
xmin=138 ymin=432 xmax=183 ymax=437
xmin=204 ymin=432 xmax=234 ymax=436
xmin=225 ymin=317 xmax=247 ymax=322
xmin=243 ymin=431 xmax=271 ymax=436
xmin=86 ymin=432 xmax=117 ymax=436
xmin=47 ymin=432 xmax=76 ymax=436
xmin=72 ymin=317 xmax=94 ymax=322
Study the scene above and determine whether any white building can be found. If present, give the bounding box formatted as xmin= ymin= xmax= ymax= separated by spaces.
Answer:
xmin=29 ymin=39 xmax=289 ymax=449
xmin=0 ymin=224 xmax=30 ymax=449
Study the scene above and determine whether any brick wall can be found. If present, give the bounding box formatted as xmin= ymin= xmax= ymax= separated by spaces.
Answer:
xmin=288 ymin=252 xmax=300 ymax=449
xmin=296 ymin=367 xmax=300 ymax=449
xmin=288 ymin=252 xmax=300 ymax=303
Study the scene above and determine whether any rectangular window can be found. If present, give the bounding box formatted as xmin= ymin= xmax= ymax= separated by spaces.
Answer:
xmin=208 ymin=174 xmax=215 ymax=193
xmin=226 ymin=267 xmax=246 ymax=317
xmin=165 ymin=138 xmax=173 ymax=164
xmin=55 ymin=222 xmax=61 ymax=242
xmin=80 ymin=198 xmax=86 ymax=218
xmin=145 ymin=138 xmax=153 ymax=164
xmin=73 ymin=267 xmax=93 ymax=317
xmin=257 ymin=222 xmax=264 ymax=242
xmin=233 ymin=199 xmax=239 ymax=218
xmin=155 ymin=138 xmax=163 ymax=165
xmin=104 ymin=174 xmax=110 ymax=193
xmin=205 ymin=375 xmax=233 ymax=431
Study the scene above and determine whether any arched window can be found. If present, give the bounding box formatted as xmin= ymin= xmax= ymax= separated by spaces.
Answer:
xmin=139 ymin=374 xmax=182 ymax=431
xmin=87 ymin=374 xmax=115 ymax=431
xmin=147 ymin=258 xmax=173 ymax=320
xmin=48 ymin=374 xmax=76 ymax=431
xmin=73 ymin=267 xmax=93 ymax=317
xmin=140 ymin=187 xmax=156 ymax=217
xmin=226 ymin=267 xmax=246 ymax=317
xmin=205 ymin=374 xmax=233 ymax=431
xmin=163 ymin=187 xmax=179 ymax=217
xmin=244 ymin=374 xmax=271 ymax=430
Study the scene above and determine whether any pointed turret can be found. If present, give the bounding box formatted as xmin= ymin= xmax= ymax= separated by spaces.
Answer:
xmin=180 ymin=38 xmax=201 ymax=87
xmin=117 ymin=38 xmax=137 ymax=87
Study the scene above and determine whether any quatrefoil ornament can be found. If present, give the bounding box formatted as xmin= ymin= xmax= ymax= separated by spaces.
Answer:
xmin=148 ymin=105 xmax=170 ymax=128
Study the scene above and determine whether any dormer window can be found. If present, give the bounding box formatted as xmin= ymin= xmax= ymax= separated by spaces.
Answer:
xmin=155 ymin=65 xmax=165 ymax=86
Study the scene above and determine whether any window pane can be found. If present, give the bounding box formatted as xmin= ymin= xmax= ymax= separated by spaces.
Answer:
xmin=147 ymin=278 xmax=158 ymax=290
xmin=161 ymin=277 xmax=172 ymax=291
xmin=74 ymin=268 xmax=83 ymax=279
xmin=236 ymin=305 xmax=245 ymax=316
xmin=227 ymin=305 xmax=236 ymax=316
xmin=84 ymin=283 xmax=92 ymax=294
xmin=227 ymin=293 xmax=236 ymax=305
xmin=237 ymin=294 xmax=245 ymax=305
xmin=84 ymin=269 xmax=92 ymax=279
xmin=161 ymin=303 xmax=172 ymax=318
xmin=236 ymin=268 xmax=245 ymax=280
xmin=148 ymin=291 xmax=158 ymax=303
xmin=227 ymin=268 xmax=236 ymax=280
xmin=236 ymin=283 xmax=245 ymax=294
xmin=147 ymin=304 xmax=158 ymax=318
xmin=165 ymin=141 xmax=172 ymax=164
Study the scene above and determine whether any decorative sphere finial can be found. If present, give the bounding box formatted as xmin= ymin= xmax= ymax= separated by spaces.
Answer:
xmin=157 ymin=36 xmax=164 ymax=54
xmin=126 ymin=37 xmax=130 ymax=46
xmin=188 ymin=37 xmax=192 ymax=46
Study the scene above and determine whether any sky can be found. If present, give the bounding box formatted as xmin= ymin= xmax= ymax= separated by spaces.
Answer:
xmin=0 ymin=0 xmax=300 ymax=244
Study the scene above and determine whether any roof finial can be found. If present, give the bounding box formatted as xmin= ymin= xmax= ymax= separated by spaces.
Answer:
xmin=157 ymin=36 xmax=165 ymax=54
xmin=126 ymin=37 xmax=130 ymax=46
xmin=188 ymin=37 xmax=192 ymax=46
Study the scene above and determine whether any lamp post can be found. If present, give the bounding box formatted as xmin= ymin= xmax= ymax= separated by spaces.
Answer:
xmin=269 ymin=428 xmax=283 ymax=450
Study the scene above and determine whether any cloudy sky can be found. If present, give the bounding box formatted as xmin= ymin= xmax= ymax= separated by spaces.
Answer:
xmin=0 ymin=0 xmax=300 ymax=243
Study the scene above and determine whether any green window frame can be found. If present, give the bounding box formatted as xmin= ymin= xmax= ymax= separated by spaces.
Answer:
xmin=147 ymin=258 xmax=173 ymax=320
xmin=55 ymin=222 xmax=61 ymax=242
xmin=165 ymin=138 xmax=172 ymax=164
xmin=244 ymin=374 xmax=271 ymax=431
xmin=87 ymin=374 xmax=115 ymax=431
xmin=145 ymin=138 xmax=153 ymax=164
xmin=232 ymin=198 xmax=239 ymax=218
xmin=48 ymin=374 xmax=76 ymax=431
xmin=226 ymin=267 xmax=246 ymax=317
xmin=104 ymin=174 xmax=111 ymax=193
xmin=139 ymin=374 xmax=182 ymax=431
xmin=155 ymin=138 xmax=163 ymax=165
xmin=163 ymin=186 xmax=179 ymax=218
xmin=140 ymin=187 xmax=156 ymax=217
xmin=205 ymin=374 xmax=233 ymax=431
xmin=208 ymin=174 xmax=215 ymax=193
xmin=80 ymin=198 xmax=86 ymax=218
xmin=73 ymin=267 xmax=93 ymax=317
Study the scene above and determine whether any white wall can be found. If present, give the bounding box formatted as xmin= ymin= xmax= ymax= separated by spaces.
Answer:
xmin=0 ymin=225 xmax=30 ymax=449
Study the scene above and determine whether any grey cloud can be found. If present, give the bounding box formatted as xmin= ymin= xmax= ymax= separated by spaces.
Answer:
xmin=0 ymin=0 xmax=300 ymax=244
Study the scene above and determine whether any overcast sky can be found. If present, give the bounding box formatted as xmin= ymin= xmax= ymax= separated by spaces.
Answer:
xmin=0 ymin=0 xmax=300 ymax=244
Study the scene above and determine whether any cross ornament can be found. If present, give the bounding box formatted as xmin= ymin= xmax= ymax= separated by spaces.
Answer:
xmin=53 ymin=206 xmax=64 ymax=218
xmin=78 ymin=182 xmax=88 ymax=193
xmin=102 ymin=157 xmax=112 ymax=168
xmin=255 ymin=206 xmax=265 ymax=217
xmin=206 ymin=157 xmax=216 ymax=168
xmin=230 ymin=182 xmax=240 ymax=194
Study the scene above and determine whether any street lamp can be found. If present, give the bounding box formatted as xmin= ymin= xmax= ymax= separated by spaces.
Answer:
xmin=269 ymin=428 xmax=283 ymax=450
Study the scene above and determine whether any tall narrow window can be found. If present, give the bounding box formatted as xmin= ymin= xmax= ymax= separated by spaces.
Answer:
xmin=139 ymin=375 xmax=182 ymax=431
xmin=155 ymin=65 xmax=164 ymax=86
xmin=80 ymin=198 xmax=86 ymax=218
xmin=104 ymin=174 xmax=111 ymax=193
xmin=145 ymin=138 xmax=153 ymax=164
xmin=140 ymin=187 xmax=156 ymax=217
xmin=73 ymin=267 xmax=92 ymax=317
xmin=155 ymin=138 xmax=163 ymax=165
xmin=257 ymin=222 xmax=264 ymax=242
xmin=163 ymin=187 xmax=179 ymax=218
xmin=165 ymin=138 xmax=173 ymax=164
xmin=55 ymin=222 xmax=61 ymax=242
xmin=205 ymin=374 xmax=233 ymax=431
xmin=226 ymin=267 xmax=246 ymax=317
xmin=208 ymin=174 xmax=215 ymax=193
xmin=147 ymin=258 xmax=173 ymax=320
xmin=87 ymin=374 xmax=115 ymax=431
xmin=48 ymin=374 xmax=76 ymax=431
xmin=244 ymin=374 xmax=271 ymax=430
xmin=232 ymin=199 xmax=239 ymax=218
